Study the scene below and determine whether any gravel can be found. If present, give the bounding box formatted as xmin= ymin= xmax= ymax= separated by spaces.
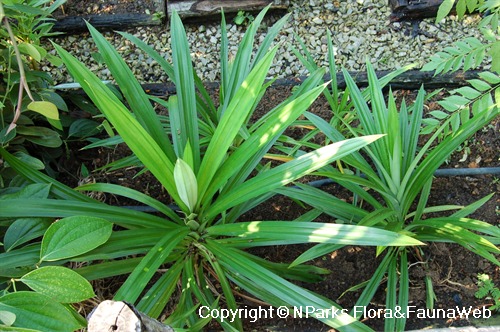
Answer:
xmin=45 ymin=0 xmax=486 ymax=84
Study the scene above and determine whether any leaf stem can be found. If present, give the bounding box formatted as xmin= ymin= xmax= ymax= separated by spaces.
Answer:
xmin=2 ymin=4 xmax=35 ymax=134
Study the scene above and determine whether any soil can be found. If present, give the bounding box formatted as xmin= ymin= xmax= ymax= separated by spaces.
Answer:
xmin=47 ymin=1 xmax=500 ymax=331
xmin=52 ymin=0 xmax=159 ymax=18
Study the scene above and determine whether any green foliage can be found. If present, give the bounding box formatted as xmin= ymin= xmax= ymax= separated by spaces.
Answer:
xmin=234 ymin=10 xmax=255 ymax=26
xmin=475 ymin=273 xmax=500 ymax=311
xmin=426 ymin=0 xmax=500 ymax=73
xmin=280 ymin=62 xmax=500 ymax=331
xmin=0 ymin=184 xmax=111 ymax=331
xmin=0 ymin=7 xmax=423 ymax=331
xmin=421 ymin=0 xmax=500 ymax=143
xmin=0 ymin=0 xmax=101 ymax=184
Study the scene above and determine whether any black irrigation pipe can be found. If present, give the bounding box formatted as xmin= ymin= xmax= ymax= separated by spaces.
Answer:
xmin=121 ymin=166 xmax=500 ymax=213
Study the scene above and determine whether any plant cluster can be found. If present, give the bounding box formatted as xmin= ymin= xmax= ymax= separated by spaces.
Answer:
xmin=0 ymin=0 xmax=103 ymax=184
xmin=0 ymin=3 xmax=498 ymax=332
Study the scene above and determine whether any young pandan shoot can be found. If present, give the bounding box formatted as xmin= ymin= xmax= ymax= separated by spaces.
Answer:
xmin=174 ymin=157 xmax=200 ymax=232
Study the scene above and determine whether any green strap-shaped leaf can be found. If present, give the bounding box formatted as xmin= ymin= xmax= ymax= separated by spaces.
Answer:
xmin=52 ymin=43 xmax=184 ymax=208
xmin=136 ymin=259 xmax=184 ymax=318
xmin=0 ymin=292 xmax=83 ymax=332
xmin=114 ymin=228 xmax=189 ymax=304
xmin=40 ymin=216 xmax=113 ymax=261
xmin=170 ymin=12 xmax=200 ymax=170
xmin=197 ymin=46 xmax=278 ymax=202
xmin=0 ymin=199 xmax=169 ymax=229
xmin=207 ymin=221 xmax=423 ymax=247
xmin=0 ymin=147 xmax=95 ymax=202
xmin=206 ymin=242 xmax=374 ymax=332
xmin=20 ymin=266 xmax=95 ymax=303
xmin=75 ymin=182 xmax=182 ymax=224
xmin=86 ymin=22 xmax=176 ymax=162
xmin=205 ymin=135 xmax=383 ymax=219
xmin=202 ymin=73 xmax=327 ymax=205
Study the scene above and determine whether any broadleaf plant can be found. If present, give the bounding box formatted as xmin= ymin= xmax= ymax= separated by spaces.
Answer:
xmin=0 ymin=7 xmax=422 ymax=331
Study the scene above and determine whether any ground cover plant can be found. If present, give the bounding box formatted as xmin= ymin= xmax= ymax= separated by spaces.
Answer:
xmin=0 ymin=7 xmax=423 ymax=331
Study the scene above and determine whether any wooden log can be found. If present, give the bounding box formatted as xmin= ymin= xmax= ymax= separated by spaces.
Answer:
xmin=389 ymin=0 xmax=445 ymax=21
xmin=87 ymin=300 xmax=174 ymax=332
xmin=168 ymin=0 xmax=289 ymax=19
xmin=53 ymin=0 xmax=289 ymax=32
xmin=53 ymin=0 xmax=165 ymax=32
xmin=139 ymin=70 xmax=482 ymax=97
xmin=53 ymin=13 xmax=164 ymax=32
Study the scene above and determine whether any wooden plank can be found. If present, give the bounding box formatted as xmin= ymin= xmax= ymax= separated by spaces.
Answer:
xmin=167 ymin=0 xmax=289 ymax=19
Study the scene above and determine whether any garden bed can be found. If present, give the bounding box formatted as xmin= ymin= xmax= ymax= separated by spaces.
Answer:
xmin=57 ymin=84 xmax=500 ymax=331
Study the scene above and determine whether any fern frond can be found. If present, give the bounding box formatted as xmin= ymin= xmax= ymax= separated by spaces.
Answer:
xmin=421 ymin=71 xmax=500 ymax=136
xmin=422 ymin=37 xmax=489 ymax=75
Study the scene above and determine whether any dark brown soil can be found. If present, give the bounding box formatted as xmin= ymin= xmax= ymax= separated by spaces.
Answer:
xmin=58 ymin=84 xmax=500 ymax=332
xmin=53 ymin=0 xmax=159 ymax=17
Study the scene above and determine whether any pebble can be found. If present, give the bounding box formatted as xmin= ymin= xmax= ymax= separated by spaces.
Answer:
xmin=46 ymin=0 xmax=485 ymax=84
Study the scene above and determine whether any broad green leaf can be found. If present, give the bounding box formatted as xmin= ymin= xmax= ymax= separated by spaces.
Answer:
xmin=0 ymin=183 xmax=50 ymax=200
xmin=468 ymin=79 xmax=491 ymax=92
xmin=67 ymin=119 xmax=101 ymax=138
xmin=489 ymin=41 xmax=500 ymax=73
xmin=15 ymin=126 xmax=61 ymax=148
xmin=20 ymin=266 xmax=95 ymax=303
xmin=429 ymin=110 xmax=449 ymax=120
xmin=26 ymin=101 xmax=59 ymax=120
xmin=436 ymin=0 xmax=454 ymax=23
xmin=4 ymin=218 xmax=52 ymax=251
xmin=9 ymin=151 xmax=45 ymax=170
xmin=40 ymin=216 xmax=113 ymax=261
xmin=18 ymin=43 xmax=41 ymax=62
xmin=0 ymin=292 xmax=83 ymax=332
xmin=208 ymin=221 xmax=423 ymax=247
